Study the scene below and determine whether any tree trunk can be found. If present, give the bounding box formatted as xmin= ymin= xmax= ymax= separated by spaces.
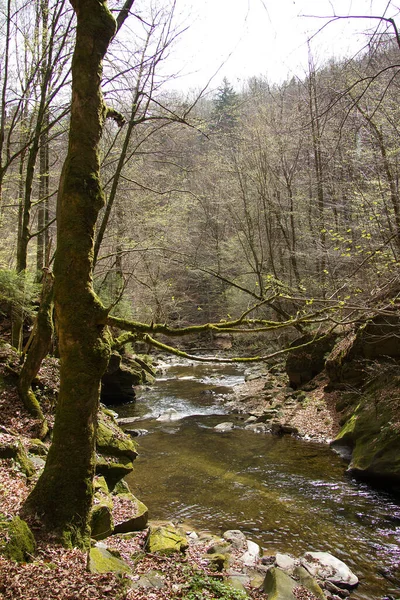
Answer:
xmin=22 ymin=0 xmax=117 ymax=547
xmin=17 ymin=270 xmax=53 ymax=439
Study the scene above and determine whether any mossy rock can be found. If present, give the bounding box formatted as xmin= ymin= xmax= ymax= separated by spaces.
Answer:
xmin=0 ymin=516 xmax=36 ymax=562
xmin=293 ymin=566 xmax=325 ymax=599
xmin=0 ymin=438 xmax=35 ymax=477
xmin=90 ymin=488 xmax=114 ymax=540
xmin=207 ymin=552 xmax=229 ymax=571
xmin=88 ymin=546 xmax=132 ymax=574
xmin=145 ymin=525 xmax=188 ymax=555
xmin=332 ymin=367 xmax=400 ymax=482
xmin=263 ymin=567 xmax=297 ymax=599
xmin=93 ymin=475 xmax=109 ymax=494
xmin=112 ymin=479 xmax=130 ymax=495
xmin=96 ymin=411 xmax=138 ymax=461
xmin=27 ymin=439 xmax=48 ymax=457
xmin=95 ymin=455 xmax=134 ymax=490
xmin=113 ymin=492 xmax=148 ymax=534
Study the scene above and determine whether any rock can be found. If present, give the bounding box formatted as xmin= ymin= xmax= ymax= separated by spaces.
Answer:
xmin=90 ymin=501 xmax=113 ymax=540
xmin=245 ymin=373 xmax=261 ymax=382
xmin=28 ymin=439 xmax=48 ymax=456
xmin=239 ymin=539 xmax=261 ymax=566
xmin=125 ymin=428 xmax=148 ymax=437
xmin=262 ymin=567 xmax=297 ymax=599
xmin=258 ymin=409 xmax=280 ymax=421
xmin=146 ymin=525 xmax=188 ymax=555
xmin=330 ymin=361 xmax=400 ymax=482
xmin=207 ymin=552 xmax=228 ymax=571
xmin=270 ymin=423 xmax=299 ymax=436
xmin=324 ymin=580 xmax=351 ymax=596
xmin=293 ymin=565 xmax=326 ymax=599
xmin=0 ymin=516 xmax=36 ymax=562
xmin=113 ymin=493 xmax=149 ymax=533
xmin=112 ymin=479 xmax=130 ymax=494
xmin=301 ymin=551 xmax=358 ymax=589
xmin=101 ymin=353 xmax=137 ymax=405
xmin=244 ymin=423 xmax=269 ymax=434
xmin=225 ymin=574 xmax=249 ymax=593
xmin=96 ymin=411 xmax=138 ymax=460
xmin=95 ymin=455 xmax=134 ymax=489
xmin=88 ymin=546 xmax=131 ymax=574
xmin=223 ymin=530 xmax=247 ymax=549
xmin=90 ymin=478 xmax=114 ymax=539
xmin=214 ymin=422 xmax=235 ymax=432
xmin=286 ymin=332 xmax=338 ymax=388
xmin=244 ymin=416 xmax=258 ymax=424
xmin=130 ymin=570 xmax=166 ymax=590
xmin=275 ymin=553 xmax=297 ymax=573
xmin=207 ymin=541 xmax=232 ymax=555
xmin=0 ymin=438 xmax=35 ymax=477
xmin=156 ymin=408 xmax=180 ymax=422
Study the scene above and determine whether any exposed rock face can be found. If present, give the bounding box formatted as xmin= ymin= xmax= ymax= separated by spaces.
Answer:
xmin=286 ymin=332 xmax=338 ymax=389
xmin=100 ymin=353 xmax=138 ymax=406
xmin=95 ymin=410 xmax=138 ymax=489
xmin=326 ymin=320 xmax=400 ymax=483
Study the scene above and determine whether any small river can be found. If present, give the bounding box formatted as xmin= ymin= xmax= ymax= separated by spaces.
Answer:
xmin=115 ymin=360 xmax=400 ymax=600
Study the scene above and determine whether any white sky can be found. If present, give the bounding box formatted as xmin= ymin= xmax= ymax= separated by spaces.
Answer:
xmin=165 ymin=0 xmax=399 ymax=92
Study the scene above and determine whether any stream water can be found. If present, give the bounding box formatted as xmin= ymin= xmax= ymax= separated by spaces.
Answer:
xmin=115 ymin=360 xmax=400 ymax=600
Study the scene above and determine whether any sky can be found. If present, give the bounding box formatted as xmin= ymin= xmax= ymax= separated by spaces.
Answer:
xmin=165 ymin=0 xmax=399 ymax=92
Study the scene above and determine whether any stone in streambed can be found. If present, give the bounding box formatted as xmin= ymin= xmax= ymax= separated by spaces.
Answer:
xmin=214 ymin=422 xmax=235 ymax=431
xmin=222 ymin=530 xmax=247 ymax=549
xmin=301 ymin=551 xmax=358 ymax=589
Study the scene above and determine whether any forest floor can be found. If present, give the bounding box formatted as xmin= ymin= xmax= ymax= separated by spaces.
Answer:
xmin=0 ymin=352 xmax=338 ymax=600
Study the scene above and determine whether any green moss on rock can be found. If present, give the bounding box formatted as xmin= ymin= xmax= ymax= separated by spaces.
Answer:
xmin=145 ymin=525 xmax=188 ymax=555
xmin=96 ymin=411 xmax=138 ymax=460
xmin=95 ymin=454 xmax=134 ymax=489
xmin=0 ymin=516 xmax=36 ymax=562
xmin=88 ymin=546 xmax=132 ymax=574
xmin=0 ymin=438 xmax=35 ymax=477
xmin=262 ymin=567 xmax=297 ymax=599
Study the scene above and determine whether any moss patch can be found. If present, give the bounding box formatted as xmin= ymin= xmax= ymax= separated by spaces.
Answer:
xmin=0 ymin=516 xmax=36 ymax=562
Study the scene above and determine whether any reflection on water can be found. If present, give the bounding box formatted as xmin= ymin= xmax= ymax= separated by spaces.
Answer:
xmin=116 ymin=361 xmax=400 ymax=600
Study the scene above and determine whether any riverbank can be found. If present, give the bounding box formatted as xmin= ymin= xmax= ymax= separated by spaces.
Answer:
xmin=226 ymin=367 xmax=342 ymax=445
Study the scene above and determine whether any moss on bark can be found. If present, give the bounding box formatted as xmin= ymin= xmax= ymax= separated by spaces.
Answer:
xmin=21 ymin=0 xmax=117 ymax=548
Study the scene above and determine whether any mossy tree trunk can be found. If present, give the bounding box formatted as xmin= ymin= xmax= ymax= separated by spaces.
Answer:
xmin=22 ymin=0 xmax=122 ymax=547
xmin=17 ymin=270 xmax=53 ymax=439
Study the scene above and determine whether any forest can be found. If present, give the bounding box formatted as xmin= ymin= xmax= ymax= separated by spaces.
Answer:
xmin=0 ymin=1 xmax=400 ymax=599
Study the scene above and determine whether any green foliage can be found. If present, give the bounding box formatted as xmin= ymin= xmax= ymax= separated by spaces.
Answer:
xmin=181 ymin=571 xmax=247 ymax=600
xmin=0 ymin=269 xmax=39 ymax=318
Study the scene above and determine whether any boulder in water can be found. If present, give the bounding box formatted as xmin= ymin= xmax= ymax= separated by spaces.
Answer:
xmin=214 ymin=422 xmax=235 ymax=432
xmin=301 ymin=551 xmax=359 ymax=589
xmin=156 ymin=408 xmax=181 ymax=422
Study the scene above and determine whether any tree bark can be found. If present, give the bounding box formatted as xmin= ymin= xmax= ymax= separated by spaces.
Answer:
xmin=17 ymin=270 xmax=53 ymax=439
xmin=22 ymin=0 xmax=117 ymax=547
